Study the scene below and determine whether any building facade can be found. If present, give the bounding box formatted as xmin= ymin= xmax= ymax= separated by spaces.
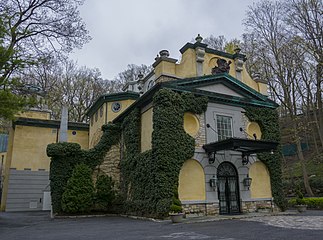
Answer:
xmin=2 ymin=35 xmax=283 ymax=215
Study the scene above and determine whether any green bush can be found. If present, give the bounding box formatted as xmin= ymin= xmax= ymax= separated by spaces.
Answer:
xmin=170 ymin=204 xmax=182 ymax=213
xmin=61 ymin=164 xmax=95 ymax=213
xmin=96 ymin=175 xmax=115 ymax=211
xmin=245 ymin=107 xmax=287 ymax=210
xmin=288 ymin=197 xmax=323 ymax=209
xmin=48 ymin=123 xmax=121 ymax=213
xmin=120 ymin=89 xmax=208 ymax=217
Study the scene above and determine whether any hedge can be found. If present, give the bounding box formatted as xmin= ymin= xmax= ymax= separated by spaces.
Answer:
xmin=47 ymin=123 xmax=121 ymax=213
xmin=120 ymin=89 xmax=208 ymax=217
xmin=288 ymin=197 xmax=323 ymax=209
xmin=245 ymin=107 xmax=287 ymax=210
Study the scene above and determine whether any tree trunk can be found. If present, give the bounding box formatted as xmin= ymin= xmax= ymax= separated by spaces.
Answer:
xmin=295 ymin=134 xmax=314 ymax=197
xmin=316 ymin=63 xmax=323 ymax=146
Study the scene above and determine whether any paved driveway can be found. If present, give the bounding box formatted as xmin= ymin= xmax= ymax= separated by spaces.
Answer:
xmin=1 ymin=211 xmax=323 ymax=240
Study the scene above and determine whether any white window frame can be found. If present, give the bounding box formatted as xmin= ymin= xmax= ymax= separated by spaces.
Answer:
xmin=216 ymin=115 xmax=233 ymax=141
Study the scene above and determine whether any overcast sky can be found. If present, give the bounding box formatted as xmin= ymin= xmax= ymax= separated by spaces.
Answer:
xmin=70 ymin=0 xmax=260 ymax=80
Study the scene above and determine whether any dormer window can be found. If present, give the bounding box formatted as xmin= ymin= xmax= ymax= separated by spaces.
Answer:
xmin=216 ymin=115 xmax=233 ymax=141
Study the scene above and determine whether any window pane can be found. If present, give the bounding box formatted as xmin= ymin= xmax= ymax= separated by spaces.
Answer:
xmin=216 ymin=115 xmax=233 ymax=141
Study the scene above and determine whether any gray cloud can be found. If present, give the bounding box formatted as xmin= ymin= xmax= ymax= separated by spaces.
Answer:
xmin=70 ymin=0 xmax=258 ymax=80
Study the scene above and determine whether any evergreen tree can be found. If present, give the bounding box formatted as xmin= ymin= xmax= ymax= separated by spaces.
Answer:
xmin=61 ymin=163 xmax=95 ymax=213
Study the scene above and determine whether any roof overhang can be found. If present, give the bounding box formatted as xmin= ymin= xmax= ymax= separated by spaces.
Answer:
xmin=203 ymin=137 xmax=279 ymax=156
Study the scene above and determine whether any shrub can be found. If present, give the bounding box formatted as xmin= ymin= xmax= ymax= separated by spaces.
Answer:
xmin=61 ymin=164 xmax=95 ymax=213
xmin=170 ymin=204 xmax=182 ymax=213
xmin=169 ymin=188 xmax=182 ymax=213
xmin=288 ymin=197 xmax=323 ymax=209
xmin=95 ymin=175 xmax=115 ymax=211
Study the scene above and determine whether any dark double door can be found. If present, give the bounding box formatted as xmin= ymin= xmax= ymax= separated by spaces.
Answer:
xmin=217 ymin=162 xmax=240 ymax=214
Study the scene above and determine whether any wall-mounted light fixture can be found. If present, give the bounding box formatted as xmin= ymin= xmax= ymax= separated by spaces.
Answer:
xmin=242 ymin=153 xmax=249 ymax=165
xmin=209 ymin=175 xmax=217 ymax=190
xmin=208 ymin=151 xmax=216 ymax=164
xmin=239 ymin=127 xmax=257 ymax=140
xmin=243 ymin=175 xmax=252 ymax=189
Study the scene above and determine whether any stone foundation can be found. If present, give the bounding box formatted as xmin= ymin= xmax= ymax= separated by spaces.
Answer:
xmin=182 ymin=202 xmax=219 ymax=216
xmin=182 ymin=199 xmax=277 ymax=216
xmin=242 ymin=199 xmax=275 ymax=213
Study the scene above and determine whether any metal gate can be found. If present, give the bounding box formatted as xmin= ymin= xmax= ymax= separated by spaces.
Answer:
xmin=217 ymin=162 xmax=240 ymax=214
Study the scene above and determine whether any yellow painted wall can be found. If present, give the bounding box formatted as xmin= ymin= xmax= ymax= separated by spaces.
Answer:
xmin=154 ymin=61 xmax=176 ymax=79
xmin=249 ymin=161 xmax=272 ymax=199
xmin=141 ymin=107 xmax=153 ymax=152
xmin=247 ymin=122 xmax=262 ymax=140
xmin=89 ymin=99 xmax=136 ymax=148
xmin=89 ymin=103 xmax=107 ymax=148
xmin=8 ymin=126 xmax=89 ymax=171
xmin=67 ymin=130 xmax=89 ymax=150
xmin=183 ymin=112 xmax=200 ymax=137
xmin=179 ymin=159 xmax=206 ymax=201
xmin=257 ymin=82 xmax=268 ymax=95
xmin=10 ymin=126 xmax=57 ymax=171
xmin=107 ymin=99 xmax=136 ymax=122
xmin=240 ymin=65 xmax=259 ymax=90
xmin=175 ymin=49 xmax=197 ymax=78
xmin=18 ymin=110 xmax=51 ymax=120
xmin=153 ymin=46 xmax=264 ymax=94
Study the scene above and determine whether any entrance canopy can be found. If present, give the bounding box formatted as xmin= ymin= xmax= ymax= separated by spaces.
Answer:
xmin=203 ymin=137 xmax=279 ymax=156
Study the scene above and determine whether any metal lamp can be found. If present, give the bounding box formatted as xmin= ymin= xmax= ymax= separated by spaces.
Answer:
xmin=243 ymin=175 xmax=252 ymax=189
xmin=209 ymin=175 xmax=217 ymax=190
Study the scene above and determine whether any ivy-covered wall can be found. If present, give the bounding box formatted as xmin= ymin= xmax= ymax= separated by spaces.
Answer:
xmin=120 ymin=89 xmax=208 ymax=217
xmin=245 ymin=107 xmax=287 ymax=210
xmin=47 ymin=124 xmax=120 ymax=213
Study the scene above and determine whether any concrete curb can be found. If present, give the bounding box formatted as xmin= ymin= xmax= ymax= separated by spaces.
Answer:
xmin=53 ymin=210 xmax=298 ymax=223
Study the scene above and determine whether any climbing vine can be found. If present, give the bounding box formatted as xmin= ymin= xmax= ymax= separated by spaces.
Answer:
xmin=120 ymin=89 xmax=208 ymax=217
xmin=245 ymin=107 xmax=287 ymax=210
xmin=47 ymin=123 xmax=121 ymax=213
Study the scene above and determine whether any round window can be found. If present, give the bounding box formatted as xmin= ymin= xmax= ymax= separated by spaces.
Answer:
xmin=111 ymin=102 xmax=122 ymax=112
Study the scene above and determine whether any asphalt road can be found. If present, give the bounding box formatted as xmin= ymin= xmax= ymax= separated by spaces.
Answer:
xmin=1 ymin=211 xmax=323 ymax=240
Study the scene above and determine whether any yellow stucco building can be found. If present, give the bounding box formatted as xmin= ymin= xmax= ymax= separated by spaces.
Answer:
xmin=2 ymin=35 xmax=280 ymax=215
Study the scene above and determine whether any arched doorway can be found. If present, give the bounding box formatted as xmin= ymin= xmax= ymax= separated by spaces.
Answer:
xmin=217 ymin=162 xmax=240 ymax=214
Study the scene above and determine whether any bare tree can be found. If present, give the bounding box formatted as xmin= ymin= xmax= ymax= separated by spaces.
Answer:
xmin=203 ymin=35 xmax=227 ymax=51
xmin=0 ymin=0 xmax=90 ymax=119
xmin=244 ymin=0 xmax=315 ymax=196
xmin=286 ymin=0 xmax=323 ymax=148
xmin=21 ymin=57 xmax=110 ymax=122
xmin=113 ymin=64 xmax=152 ymax=90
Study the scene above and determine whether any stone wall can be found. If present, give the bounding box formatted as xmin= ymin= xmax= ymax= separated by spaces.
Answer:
xmin=241 ymin=199 xmax=275 ymax=213
xmin=182 ymin=202 xmax=219 ymax=216
xmin=182 ymin=199 xmax=277 ymax=216
xmin=93 ymin=144 xmax=121 ymax=188
xmin=195 ymin=113 xmax=206 ymax=148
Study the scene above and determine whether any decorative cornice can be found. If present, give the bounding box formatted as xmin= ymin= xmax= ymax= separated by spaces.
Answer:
xmin=13 ymin=118 xmax=89 ymax=131
xmin=86 ymin=92 xmax=140 ymax=117
xmin=179 ymin=42 xmax=247 ymax=61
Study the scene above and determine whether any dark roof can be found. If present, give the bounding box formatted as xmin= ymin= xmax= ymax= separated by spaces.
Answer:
xmin=203 ymin=137 xmax=279 ymax=155
xmin=13 ymin=118 xmax=89 ymax=131
xmin=86 ymin=92 xmax=140 ymax=117
xmin=112 ymin=73 xmax=278 ymax=123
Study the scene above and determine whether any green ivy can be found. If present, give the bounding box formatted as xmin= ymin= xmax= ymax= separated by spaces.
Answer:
xmin=120 ymin=89 xmax=208 ymax=217
xmin=245 ymin=107 xmax=287 ymax=210
xmin=47 ymin=123 xmax=121 ymax=213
